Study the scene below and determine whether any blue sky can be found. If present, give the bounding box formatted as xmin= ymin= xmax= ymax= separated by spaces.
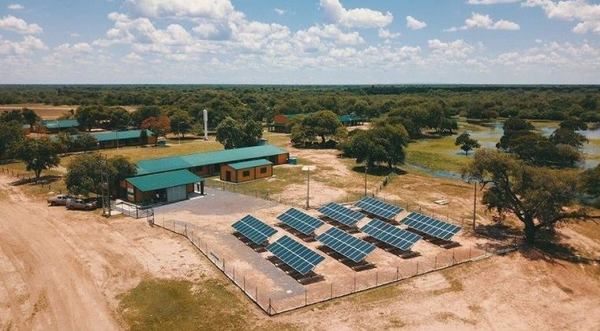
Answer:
xmin=0 ymin=0 xmax=599 ymax=84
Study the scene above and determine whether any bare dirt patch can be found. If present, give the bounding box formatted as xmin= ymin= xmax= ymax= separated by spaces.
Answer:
xmin=0 ymin=176 xmax=213 ymax=331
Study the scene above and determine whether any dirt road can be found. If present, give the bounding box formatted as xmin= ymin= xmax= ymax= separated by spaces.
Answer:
xmin=0 ymin=177 xmax=213 ymax=330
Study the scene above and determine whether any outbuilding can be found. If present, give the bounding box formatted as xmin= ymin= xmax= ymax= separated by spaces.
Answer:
xmin=220 ymin=159 xmax=273 ymax=183
xmin=124 ymin=169 xmax=203 ymax=205
xmin=36 ymin=119 xmax=80 ymax=133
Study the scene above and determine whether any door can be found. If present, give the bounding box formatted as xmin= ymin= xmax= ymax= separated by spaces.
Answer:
xmin=225 ymin=171 xmax=231 ymax=182
xmin=166 ymin=185 xmax=187 ymax=202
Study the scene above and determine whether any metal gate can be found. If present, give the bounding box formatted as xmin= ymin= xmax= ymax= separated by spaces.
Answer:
xmin=166 ymin=185 xmax=187 ymax=202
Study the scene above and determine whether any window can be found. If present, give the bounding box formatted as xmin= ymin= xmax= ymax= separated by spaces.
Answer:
xmin=242 ymin=170 xmax=250 ymax=177
xmin=260 ymin=167 xmax=267 ymax=174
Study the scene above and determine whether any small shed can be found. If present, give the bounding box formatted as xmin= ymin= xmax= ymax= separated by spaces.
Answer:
xmin=125 ymin=169 xmax=203 ymax=205
xmin=92 ymin=129 xmax=156 ymax=148
xmin=220 ymin=159 xmax=273 ymax=183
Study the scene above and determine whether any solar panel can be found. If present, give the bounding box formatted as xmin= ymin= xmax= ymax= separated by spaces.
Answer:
xmin=267 ymin=235 xmax=325 ymax=275
xmin=317 ymin=202 xmax=365 ymax=227
xmin=355 ymin=196 xmax=403 ymax=220
xmin=361 ymin=219 xmax=422 ymax=251
xmin=401 ymin=212 xmax=462 ymax=241
xmin=316 ymin=227 xmax=375 ymax=263
xmin=232 ymin=215 xmax=277 ymax=245
xmin=277 ymin=208 xmax=324 ymax=235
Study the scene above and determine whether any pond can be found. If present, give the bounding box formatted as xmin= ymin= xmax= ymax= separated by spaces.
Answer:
xmin=405 ymin=119 xmax=600 ymax=178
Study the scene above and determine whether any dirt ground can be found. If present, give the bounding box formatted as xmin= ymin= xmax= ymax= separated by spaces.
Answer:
xmin=0 ymin=176 xmax=214 ymax=331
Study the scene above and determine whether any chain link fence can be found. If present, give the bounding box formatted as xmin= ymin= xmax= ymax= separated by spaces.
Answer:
xmin=152 ymin=217 xmax=509 ymax=316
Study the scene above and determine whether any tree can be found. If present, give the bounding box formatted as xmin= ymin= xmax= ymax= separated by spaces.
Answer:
xmin=216 ymin=117 xmax=244 ymax=149
xmin=306 ymin=110 xmax=343 ymax=144
xmin=21 ymin=108 xmax=40 ymax=127
xmin=14 ymin=137 xmax=60 ymax=180
xmin=141 ymin=116 xmax=171 ymax=139
xmin=105 ymin=107 xmax=131 ymax=130
xmin=66 ymin=153 xmax=136 ymax=196
xmin=169 ymin=110 xmax=193 ymax=138
xmin=74 ymin=133 xmax=98 ymax=151
xmin=455 ymin=132 xmax=481 ymax=156
xmin=215 ymin=117 xmax=263 ymax=149
xmin=549 ymin=127 xmax=587 ymax=149
xmin=463 ymin=149 xmax=599 ymax=244
xmin=0 ymin=121 xmax=25 ymax=159
xmin=497 ymin=117 xmax=535 ymax=151
xmin=347 ymin=124 xmax=409 ymax=169
xmin=76 ymin=105 xmax=105 ymax=131
xmin=131 ymin=106 xmax=162 ymax=126
xmin=582 ymin=165 xmax=600 ymax=197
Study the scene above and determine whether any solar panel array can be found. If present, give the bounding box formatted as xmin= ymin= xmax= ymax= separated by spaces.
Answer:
xmin=317 ymin=202 xmax=365 ymax=227
xmin=361 ymin=219 xmax=422 ymax=251
xmin=277 ymin=208 xmax=324 ymax=235
xmin=232 ymin=215 xmax=277 ymax=245
xmin=316 ymin=227 xmax=375 ymax=263
xmin=402 ymin=212 xmax=462 ymax=241
xmin=267 ymin=235 xmax=325 ymax=275
xmin=355 ymin=197 xmax=404 ymax=220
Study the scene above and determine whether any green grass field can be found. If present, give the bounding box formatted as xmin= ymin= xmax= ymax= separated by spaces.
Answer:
xmin=117 ymin=278 xmax=297 ymax=331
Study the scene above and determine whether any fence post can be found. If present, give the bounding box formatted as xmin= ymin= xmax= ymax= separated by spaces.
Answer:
xmin=375 ymin=272 xmax=378 ymax=286
xmin=469 ymin=247 xmax=472 ymax=259
xmin=305 ymin=288 xmax=307 ymax=305
xmin=434 ymin=256 xmax=437 ymax=269
xmin=416 ymin=261 xmax=419 ymax=275
xmin=243 ymin=276 xmax=246 ymax=291
xmin=354 ymin=274 xmax=356 ymax=292
xmin=268 ymin=298 xmax=272 ymax=315
xmin=255 ymin=286 xmax=258 ymax=302
xmin=396 ymin=267 xmax=399 ymax=281
xmin=330 ymin=283 xmax=333 ymax=299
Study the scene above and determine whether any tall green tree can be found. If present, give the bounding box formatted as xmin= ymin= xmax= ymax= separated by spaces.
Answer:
xmin=14 ymin=137 xmax=60 ymax=180
xmin=455 ymin=132 xmax=481 ymax=156
xmin=215 ymin=117 xmax=263 ymax=149
xmin=66 ymin=153 xmax=136 ymax=196
xmin=21 ymin=108 xmax=40 ymax=127
xmin=347 ymin=124 xmax=409 ymax=169
xmin=463 ymin=149 xmax=599 ymax=244
xmin=0 ymin=121 xmax=25 ymax=159
xmin=76 ymin=105 xmax=105 ymax=131
xmin=169 ymin=110 xmax=193 ymax=138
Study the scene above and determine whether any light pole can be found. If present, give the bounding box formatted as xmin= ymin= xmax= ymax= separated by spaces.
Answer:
xmin=364 ymin=162 xmax=368 ymax=197
xmin=302 ymin=165 xmax=316 ymax=209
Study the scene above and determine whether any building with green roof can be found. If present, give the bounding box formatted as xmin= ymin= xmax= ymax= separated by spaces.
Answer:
xmin=38 ymin=119 xmax=80 ymax=132
xmin=124 ymin=169 xmax=204 ymax=204
xmin=220 ymin=159 xmax=273 ymax=183
xmin=136 ymin=144 xmax=288 ymax=176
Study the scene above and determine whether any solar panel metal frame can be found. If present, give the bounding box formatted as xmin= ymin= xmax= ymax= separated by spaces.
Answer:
xmin=267 ymin=235 xmax=325 ymax=275
xmin=355 ymin=196 xmax=404 ymax=220
xmin=316 ymin=227 xmax=376 ymax=263
xmin=361 ymin=219 xmax=422 ymax=251
xmin=401 ymin=212 xmax=461 ymax=241
xmin=317 ymin=202 xmax=365 ymax=227
xmin=232 ymin=215 xmax=277 ymax=245
xmin=277 ymin=208 xmax=324 ymax=235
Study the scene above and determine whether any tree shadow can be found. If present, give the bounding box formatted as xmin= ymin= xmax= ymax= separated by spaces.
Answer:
xmin=10 ymin=175 xmax=61 ymax=186
xmin=520 ymin=234 xmax=600 ymax=266
xmin=350 ymin=165 xmax=407 ymax=176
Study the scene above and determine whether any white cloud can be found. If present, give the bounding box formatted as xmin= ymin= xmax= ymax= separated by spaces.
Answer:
xmin=126 ymin=0 xmax=235 ymax=19
xmin=523 ymin=0 xmax=600 ymax=34
xmin=406 ymin=16 xmax=427 ymax=30
xmin=378 ymin=28 xmax=400 ymax=39
xmin=467 ymin=0 xmax=520 ymax=4
xmin=0 ymin=35 xmax=46 ymax=55
xmin=0 ymin=15 xmax=43 ymax=34
xmin=320 ymin=0 xmax=393 ymax=28
xmin=7 ymin=4 xmax=24 ymax=10
xmin=428 ymin=39 xmax=475 ymax=58
xmin=274 ymin=8 xmax=286 ymax=16
xmin=55 ymin=42 xmax=93 ymax=54
xmin=446 ymin=12 xmax=520 ymax=31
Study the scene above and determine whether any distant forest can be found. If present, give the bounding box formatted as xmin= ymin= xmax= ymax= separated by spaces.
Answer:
xmin=1 ymin=85 xmax=599 ymax=124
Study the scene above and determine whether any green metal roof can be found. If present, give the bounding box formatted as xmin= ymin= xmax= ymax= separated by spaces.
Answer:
xmin=41 ymin=119 xmax=80 ymax=129
xmin=228 ymin=159 xmax=272 ymax=170
xmin=339 ymin=114 xmax=363 ymax=123
xmin=126 ymin=169 xmax=202 ymax=192
xmin=92 ymin=129 xmax=154 ymax=142
xmin=136 ymin=144 xmax=287 ymax=175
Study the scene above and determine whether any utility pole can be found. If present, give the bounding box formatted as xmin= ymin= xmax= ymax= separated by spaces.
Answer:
xmin=302 ymin=165 xmax=316 ymax=210
xmin=472 ymin=181 xmax=477 ymax=231
xmin=364 ymin=163 xmax=368 ymax=196
xmin=101 ymin=159 xmax=111 ymax=217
